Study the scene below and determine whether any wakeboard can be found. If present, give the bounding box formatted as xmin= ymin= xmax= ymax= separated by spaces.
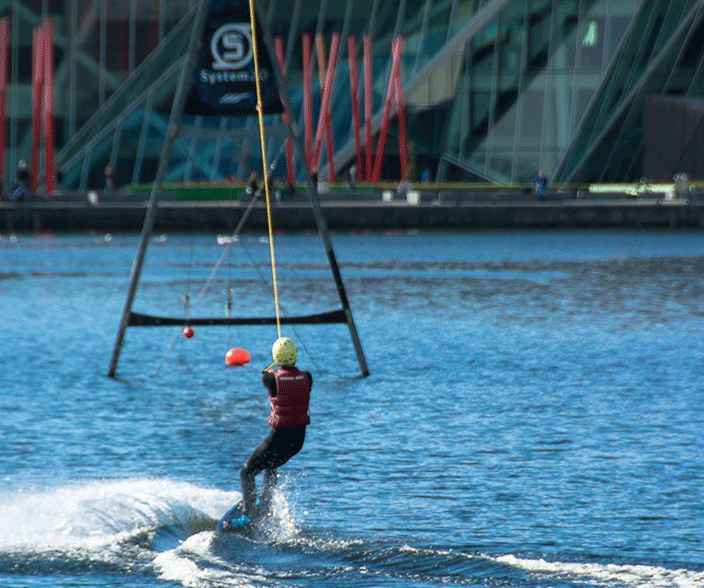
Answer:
xmin=217 ymin=500 xmax=270 ymax=534
xmin=216 ymin=502 xmax=249 ymax=533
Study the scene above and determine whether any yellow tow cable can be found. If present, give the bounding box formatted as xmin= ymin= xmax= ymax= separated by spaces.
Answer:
xmin=248 ymin=0 xmax=281 ymax=340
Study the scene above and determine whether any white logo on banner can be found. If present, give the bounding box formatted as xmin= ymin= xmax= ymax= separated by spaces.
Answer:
xmin=219 ymin=93 xmax=251 ymax=104
xmin=211 ymin=23 xmax=253 ymax=70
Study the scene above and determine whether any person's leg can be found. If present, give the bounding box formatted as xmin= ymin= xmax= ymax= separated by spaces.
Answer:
xmin=268 ymin=428 xmax=306 ymax=469
xmin=240 ymin=429 xmax=277 ymax=513
xmin=240 ymin=427 xmax=307 ymax=516
xmin=239 ymin=467 xmax=256 ymax=513
xmin=261 ymin=467 xmax=278 ymax=510
xmin=260 ymin=428 xmax=306 ymax=509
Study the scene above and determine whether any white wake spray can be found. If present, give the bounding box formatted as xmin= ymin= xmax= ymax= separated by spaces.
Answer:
xmin=0 ymin=479 xmax=234 ymax=562
xmin=491 ymin=554 xmax=704 ymax=588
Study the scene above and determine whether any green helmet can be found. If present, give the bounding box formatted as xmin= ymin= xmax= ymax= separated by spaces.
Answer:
xmin=272 ymin=337 xmax=297 ymax=367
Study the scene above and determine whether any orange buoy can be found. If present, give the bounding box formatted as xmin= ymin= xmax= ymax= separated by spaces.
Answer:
xmin=183 ymin=326 xmax=194 ymax=339
xmin=225 ymin=347 xmax=251 ymax=366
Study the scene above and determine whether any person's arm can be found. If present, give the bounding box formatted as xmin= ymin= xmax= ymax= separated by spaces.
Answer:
xmin=262 ymin=371 xmax=277 ymax=396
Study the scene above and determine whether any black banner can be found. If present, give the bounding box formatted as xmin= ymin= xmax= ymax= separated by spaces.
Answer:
xmin=185 ymin=0 xmax=283 ymax=116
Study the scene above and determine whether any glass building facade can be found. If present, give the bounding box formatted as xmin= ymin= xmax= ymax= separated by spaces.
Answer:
xmin=4 ymin=0 xmax=704 ymax=190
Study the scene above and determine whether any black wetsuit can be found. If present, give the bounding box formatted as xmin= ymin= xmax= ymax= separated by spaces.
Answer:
xmin=240 ymin=370 xmax=312 ymax=514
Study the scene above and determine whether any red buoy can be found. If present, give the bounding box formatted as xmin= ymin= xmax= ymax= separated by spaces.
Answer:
xmin=183 ymin=326 xmax=194 ymax=339
xmin=225 ymin=347 xmax=251 ymax=366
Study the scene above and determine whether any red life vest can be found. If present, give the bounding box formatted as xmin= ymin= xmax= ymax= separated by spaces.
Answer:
xmin=268 ymin=367 xmax=311 ymax=428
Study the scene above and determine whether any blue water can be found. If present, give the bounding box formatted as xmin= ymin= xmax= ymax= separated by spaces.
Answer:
xmin=1 ymin=229 xmax=704 ymax=588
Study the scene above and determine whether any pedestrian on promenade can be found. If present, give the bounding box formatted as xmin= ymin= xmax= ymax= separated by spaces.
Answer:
xmin=7 ymin=160 xmax=29 ymax=201
xmin=533 ymin=169 xmax=548 ymax=200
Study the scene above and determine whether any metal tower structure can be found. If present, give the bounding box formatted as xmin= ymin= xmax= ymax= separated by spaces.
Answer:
xmin=107 ymin=0 xmax=369 ymax=378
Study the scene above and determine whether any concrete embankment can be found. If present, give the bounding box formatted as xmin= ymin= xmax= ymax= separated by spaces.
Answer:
xmin=2 ymin=190 xmax=704 ymax=232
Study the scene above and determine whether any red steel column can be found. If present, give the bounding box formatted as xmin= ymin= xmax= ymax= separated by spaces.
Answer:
xmin=274 ymin=36 xmax=295 ymax=185
xmin=42 ymin=21 xmax=55 ymax=194
xmin=302 ymin=33 xmax=313 ymax=167
xmin=347 ymin=36 xmax=362 ymax=184
xmin=324 ymin=108 xmax=336 ymax=182
xmin=315 ymin=33 xmax=327 ymax=91
xmin=394 ymin=37 xmax=407 ymax=180
xmin=363 ymin=35 xmax=372 ymax=181
xmin=372 ymin=37 xmax=402 ymax=182
xmin=30 ymin=26 xmax=44 ymax=193
xmin=316 ymin=34 xmax=337 ymax=182
xmin=0 ymin=19 xmax=9 ymax=189
xmin=311 ymin=33 xmax=340 ymax=174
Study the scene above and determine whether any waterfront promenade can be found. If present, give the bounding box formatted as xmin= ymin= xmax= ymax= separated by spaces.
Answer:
xmin=2 ymin=188 xmax=703 ymax=232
